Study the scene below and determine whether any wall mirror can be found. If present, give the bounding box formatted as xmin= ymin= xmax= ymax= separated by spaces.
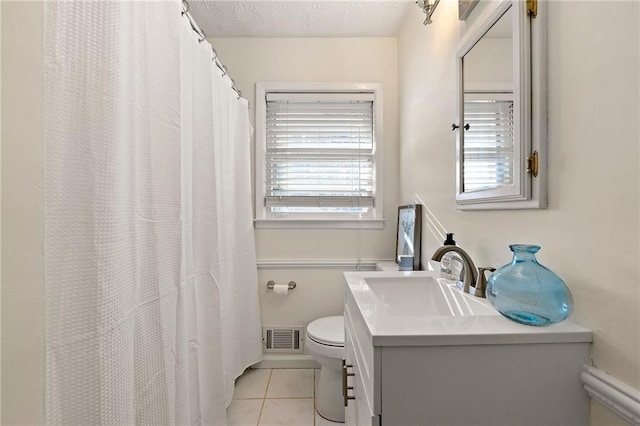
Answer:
xmin=455 ymin=0 xmax=546 ymax=209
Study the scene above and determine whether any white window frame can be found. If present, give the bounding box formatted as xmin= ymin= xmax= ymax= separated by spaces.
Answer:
xmin=254 ymin=82 xmax=384 ymax=229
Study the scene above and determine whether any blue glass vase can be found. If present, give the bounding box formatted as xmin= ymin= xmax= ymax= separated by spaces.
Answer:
xmin=486 ymin=244 xmax=574 ymax=326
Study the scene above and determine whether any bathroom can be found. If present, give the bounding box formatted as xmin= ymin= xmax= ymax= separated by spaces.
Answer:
xmin=2 ymin=0 xmax=639 ymax=425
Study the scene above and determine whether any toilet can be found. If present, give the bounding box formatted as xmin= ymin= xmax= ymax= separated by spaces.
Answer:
xmin=306 ymin=315 xmax=345 ymax=422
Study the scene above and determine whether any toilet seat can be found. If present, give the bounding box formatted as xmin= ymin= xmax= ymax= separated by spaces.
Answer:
xmin=306 ymin=316 xmax=344 ymax=347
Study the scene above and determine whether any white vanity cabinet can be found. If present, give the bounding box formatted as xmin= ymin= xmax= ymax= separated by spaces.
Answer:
xmin=343 ymin=271 xmax=593 ymax=426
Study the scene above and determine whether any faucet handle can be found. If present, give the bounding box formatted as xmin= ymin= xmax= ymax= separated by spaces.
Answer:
xmin=469 ymin=267 xmax=496 ymax=298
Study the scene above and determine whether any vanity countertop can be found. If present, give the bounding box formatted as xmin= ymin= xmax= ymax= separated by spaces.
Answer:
xmin=344 ymin=270 xmax=592 ymax=347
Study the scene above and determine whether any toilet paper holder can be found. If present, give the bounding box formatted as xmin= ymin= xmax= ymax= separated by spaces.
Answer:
xmin=267 ymin=280 xmax=297 ymax=290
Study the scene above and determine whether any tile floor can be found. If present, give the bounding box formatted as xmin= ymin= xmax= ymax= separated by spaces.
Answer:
xmin=227 ymin=368 xmax=341 ymax=426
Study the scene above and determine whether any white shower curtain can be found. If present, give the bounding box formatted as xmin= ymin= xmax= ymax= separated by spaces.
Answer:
xmin=44 ymin=2 xmax=262 ymax=424
xmin=209 ymin=51 xmax=264 ymax=408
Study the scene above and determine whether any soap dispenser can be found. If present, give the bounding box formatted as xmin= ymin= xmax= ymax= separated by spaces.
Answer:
xmin=440 ymin=233 xmax=463 ymax=281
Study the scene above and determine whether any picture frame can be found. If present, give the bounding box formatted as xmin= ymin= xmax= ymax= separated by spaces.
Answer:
xmin=458 ymin=0 xmax=480 ymax=21
xmin=395 ymin=204 xmax=422 ymax=271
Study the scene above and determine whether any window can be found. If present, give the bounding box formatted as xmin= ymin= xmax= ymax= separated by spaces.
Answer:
xmin=255 ymin=83 xmax=384 ymax=228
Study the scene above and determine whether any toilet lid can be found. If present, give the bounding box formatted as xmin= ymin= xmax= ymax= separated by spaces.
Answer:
xmin=307 ymin=316 xmax=344 ymax=346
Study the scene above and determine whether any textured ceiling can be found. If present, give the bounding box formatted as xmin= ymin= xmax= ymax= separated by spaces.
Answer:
xmin=188 ymin=1 xmax=416 ymax=38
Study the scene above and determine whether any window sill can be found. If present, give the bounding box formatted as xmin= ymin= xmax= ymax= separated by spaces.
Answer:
xmin=254 ymin=218 xmax=385 ymax=230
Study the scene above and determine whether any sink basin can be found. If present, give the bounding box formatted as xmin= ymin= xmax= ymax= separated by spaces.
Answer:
xmin=344 ymin=270 xmax=592 ymax=347
xmin=364 ymin=276 xmax=496 ymax=317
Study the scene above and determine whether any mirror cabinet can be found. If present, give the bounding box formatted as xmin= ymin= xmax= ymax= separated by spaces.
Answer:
xmin=455 ymin=0 xmax=546 ymax=209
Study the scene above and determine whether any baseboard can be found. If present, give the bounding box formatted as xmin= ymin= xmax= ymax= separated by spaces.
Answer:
xmin=252 ymin=354 xmax=320 ymax=369
xmin=581 ymin=365 xmax=640 ymax=425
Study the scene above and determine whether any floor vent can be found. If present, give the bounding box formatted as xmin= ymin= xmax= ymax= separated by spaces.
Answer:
xmin=263 ymin=326 xmax=304 ymax=353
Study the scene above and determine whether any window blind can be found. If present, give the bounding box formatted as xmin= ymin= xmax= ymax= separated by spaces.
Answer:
xmin=463 ymin=97 xmax=515 ymax=193
xmin=265 ymin=92 xmax=375 ymax=214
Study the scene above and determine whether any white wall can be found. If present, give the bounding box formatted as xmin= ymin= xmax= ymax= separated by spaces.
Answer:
xmin=210 ymin=38 xmax=399 ymax=331
xmin=398 ymin=1 xmax=639 ymax=425
xmin=1 ymin=2 xmax=45 ymax=424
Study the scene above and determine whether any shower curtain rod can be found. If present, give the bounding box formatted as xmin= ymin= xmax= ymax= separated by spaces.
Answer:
xmin=181 ymin=0 xmax=243 ymax=98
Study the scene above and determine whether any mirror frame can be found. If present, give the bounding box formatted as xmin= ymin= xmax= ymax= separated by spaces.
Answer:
xmin=455 ymin=0 xmax=547 ymax=210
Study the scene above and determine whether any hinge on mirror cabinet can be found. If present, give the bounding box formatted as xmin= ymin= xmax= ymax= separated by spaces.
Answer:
xmin=526 ymin=0 xmax=537 ymax=19
xmin=526 ymin=151 xmax=539 ymax=177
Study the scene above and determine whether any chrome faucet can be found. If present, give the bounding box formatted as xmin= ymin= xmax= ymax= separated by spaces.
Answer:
xmin=431 ymin=246 xmax=497 ymax=297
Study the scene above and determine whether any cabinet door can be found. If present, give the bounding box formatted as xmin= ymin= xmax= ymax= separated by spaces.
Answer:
xmin=354 ymin=365 xmax=379 ymax=426
xmin=344 ymin=326 xmax=357 ymax=425
xmin=345 ymin=316 xmax=380 ymax=426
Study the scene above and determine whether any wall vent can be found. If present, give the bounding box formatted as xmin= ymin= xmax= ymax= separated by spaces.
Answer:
xmin=263 ymin=326 xmax=304 ymax=353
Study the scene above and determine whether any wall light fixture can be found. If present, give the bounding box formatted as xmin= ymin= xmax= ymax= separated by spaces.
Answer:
xmin=416 ymin=0 xmax=440 ymax=25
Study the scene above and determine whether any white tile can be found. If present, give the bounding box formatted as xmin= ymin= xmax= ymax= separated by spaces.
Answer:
xmin=266 ymin=369 xmax=314 ymax=398
xmin=234 ymin=368 xmax=272 ymax=399
xmin=259 ymin=398 xmax=314 ymax=426
xmin=315 ymin=410 xmax=344 ymax=426
xmin=227 ymin=399 xmax=263 ymax=426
